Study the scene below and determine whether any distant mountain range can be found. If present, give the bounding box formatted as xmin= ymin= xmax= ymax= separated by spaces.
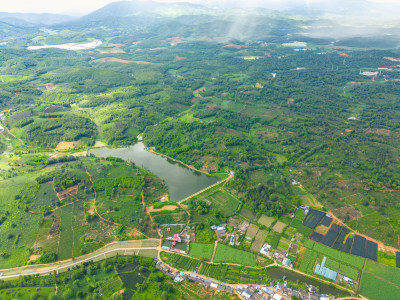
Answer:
xmin=83 ymin=1 xmax=206 ymax=20
xmin=0 ymin=0 xmax=399 ymax=34
xmin=0 ymin=12 xmax=76 ymax=26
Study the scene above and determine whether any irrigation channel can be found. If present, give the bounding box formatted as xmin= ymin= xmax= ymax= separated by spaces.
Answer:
xmin=267 ymin=267 xmax=350 ymax=296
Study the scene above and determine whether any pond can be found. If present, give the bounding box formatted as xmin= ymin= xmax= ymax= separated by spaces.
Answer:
xmin=90 ymin=142 xmax=219 ymax=202
xmin=267 ymin=267 xmax=351 ymax=296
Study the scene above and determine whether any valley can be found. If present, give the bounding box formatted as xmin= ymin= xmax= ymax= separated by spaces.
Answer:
xmin=0 ymin=1 xmax=399 ymax=299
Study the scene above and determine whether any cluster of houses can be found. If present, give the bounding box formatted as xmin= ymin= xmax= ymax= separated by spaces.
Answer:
xmin=188 ymin=273 xmax=234 ymax=295
xmin=235 ymin=282 xmax=331 ymax=300
xmin=157 ymin=258 xmax=335 ymax=300
xmin=259 ymin=243 xmax=293 ymax=268
xmin=161 ymin=234 xmax=187 ymax=254
xmin=156 ymin=261 xmax=186 ymax=282
xmin=161 ymin=225 xmax=196 ymax=254
xmin=156 ymin=261 xmax=333 ymax=300
xmin=210 ymin=224 xmax=227 ymax=239
xmin=156 ymin=261 xmax=234 ymax=294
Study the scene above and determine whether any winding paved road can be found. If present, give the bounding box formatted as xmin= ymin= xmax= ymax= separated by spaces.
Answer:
xmin=0 ymin=240 xmax=159 ymax=279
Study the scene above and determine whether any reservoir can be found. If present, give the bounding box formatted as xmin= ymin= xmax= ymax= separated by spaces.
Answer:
xmin=90 ymin=142 xmax=219 ymax=202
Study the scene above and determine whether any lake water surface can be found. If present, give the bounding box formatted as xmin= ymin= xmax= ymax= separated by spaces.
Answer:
xmin=90 ymin=142 xmax=219 ymax=202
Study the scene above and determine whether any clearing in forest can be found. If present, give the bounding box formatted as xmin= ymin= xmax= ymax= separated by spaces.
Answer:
xmin=56 ymin=141 xmax=78 ymax=150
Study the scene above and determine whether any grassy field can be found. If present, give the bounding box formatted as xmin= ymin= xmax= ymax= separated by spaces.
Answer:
xmin=289 ymin=219 xmax=313 ymax=236
xmin=58 ymin=204 xmax=73 ymax=260
xmin=364 ymin=260 xmax=400 ymax=285
xmin=299 ymin=248 xmax=318 ymax=273
xmin=189 ymin=243 xmax=214 ymax=261
xmin=199 ymin=263 xmax=267 ymax=284
xmin=339 ymin=264 xmax=359 ymax=280
xmin=161 ymin=252 xmax=200 ymax=271
xmin=0 ymin=173 xmax=43 ymax=268
xmin=360 ymin=272 xmax=400 ymax=300
xmin=213 ymin=244 xmax=256 ymax=266
xmin=240 ymin=208 xmax=256 ymax=219
xmin=0 ymin=287 xmax=54 ymax=299
xmin=205 ymin=190 xmax=240 ymax=217
xmin=257 ymin=215 xmax=275 ymax=227
xmin=33 ymin=182 xmax=59 ymax=210
xmin=378 ymin=250 xmax=397 ymax=267
xmin=325 ymin=258 xmax=340 ymax=271
xmin=34 ymin=218 xmax=59 ymax=253
xmin=0 ymin=75 xmax=30 ymax=82
xmin=266 ymin=232 xmax=281 ymax=249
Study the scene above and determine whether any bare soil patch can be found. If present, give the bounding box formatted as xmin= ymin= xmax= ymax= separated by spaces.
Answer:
xmin=96 ymin=47 xmax=126 ymax=54
xmin=146 ymin=205 xmax=178 ymax=213
xmin=93 ymin=140 xmax=105 ymax=148
xmin=366 ymin=128 xmax=391 ymax=136
xmin=72 ymin=151 xmax=87 ymax=157
xmin=176 ymin=56 xmax=187 ymax=60
xmin=49 ymin=217 xmax=60 ymax=236
xmin=94 ymin=57 xmax=133 ymax=63
xmin=28 ymin=254 xmax=41 ymax=262
xmin=314 ymin=225 xmax=329 ymax=235
xmin=133 ymin=61 xmax=158 ymax=65
xmin=160 ymin=194 xmax=169 ymax=202
xmin=56 ymin=141 xmax=78 ymax=150
xmin=223 ymin=44 xmax=243 ymax=49
xmin=45 ymin=83 xmax=57 ymax=90
xmin=109 ymin=43 xmax=125 ymax=47
xmin=196 ymin=87 xmax=206 ymax=93
xmin=238 ymin=220 xmax=250 ymax=233
xmin=167 ymin=36 xmax=187 ymax=45
xmin=57 ymin=185 xmax=78 ymax=201
xmin=272 ymin=221 xmax=286 ymax=233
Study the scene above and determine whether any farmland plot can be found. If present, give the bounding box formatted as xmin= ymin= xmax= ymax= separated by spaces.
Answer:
xmin=360 ymin=272 xmax=400 ymax=300
xmin=214 ymin=244 xmax=256 ymax=266
xmin=189 ymin=243 xmax=214 ymax=260
xmin=206 ymin=191 xmax=240 ymax=217
xmin=250 ymin=230 xmax=268 ymax=252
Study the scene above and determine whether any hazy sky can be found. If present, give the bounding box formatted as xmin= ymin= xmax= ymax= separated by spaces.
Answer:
xmin=0 ymin=0 xmax=398 ymax=15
